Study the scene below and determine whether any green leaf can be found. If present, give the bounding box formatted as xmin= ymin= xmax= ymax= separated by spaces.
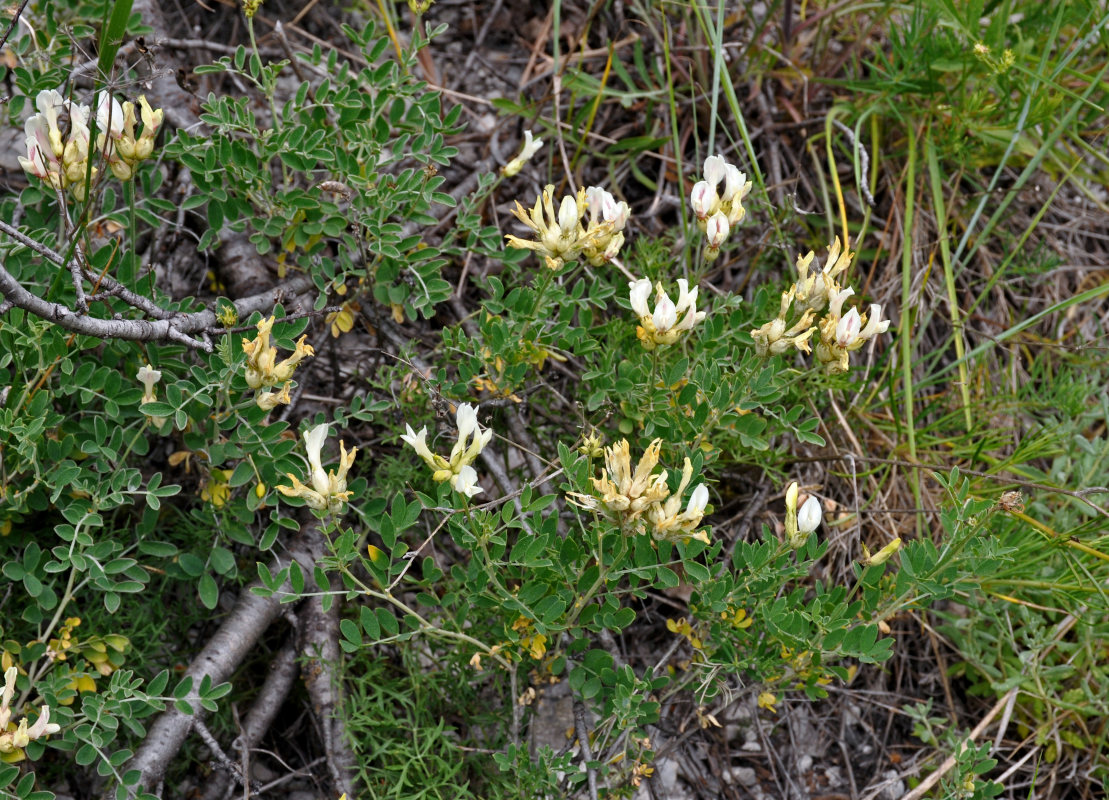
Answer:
xmin=360 ymin=605 xmax=380 ymax=640
xmin=198 ymin=574 xmax=218 ymax=609
xmin=376 ymin=607 xmax=399 ymax=637
xmin=288 ymin=561 xmax=305 ymax=594
xmin=97 ymin=0 xmax=135 ymax=80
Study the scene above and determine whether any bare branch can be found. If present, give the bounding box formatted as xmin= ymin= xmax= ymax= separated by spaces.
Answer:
xmin=119 ymin=525 xmax=329 ymax=797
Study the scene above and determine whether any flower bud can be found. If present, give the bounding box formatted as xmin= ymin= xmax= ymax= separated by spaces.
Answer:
xmin=797 ymin=495 xmax=822 ymax=533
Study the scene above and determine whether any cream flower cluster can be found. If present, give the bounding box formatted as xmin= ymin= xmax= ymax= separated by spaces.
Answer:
xmin=93 ymin=92 xmax=164 ymax=182
xmin=568 ymin=439 xmax=710 ymax=544
xmin=242 ymin=317 xmax=315 ymax=410
xmin=276 ymin=424 xmax=357 ymax=514
xmin=751 ymin=237 xmax=890 ymax=374
xmin=505 ymin=184 xmax=629 ymax=269
xmin=17 ymin=89 xmax=162 ymax=198
xmin=628 ymin=278 xmax=706 ymax=350
xmin=402 ymin=403 xmax=492 ymax=498
xmin=690 ymin=155 xmax=752 ymax=261
xmin=0 ymin=667 xmax=61 ymax=762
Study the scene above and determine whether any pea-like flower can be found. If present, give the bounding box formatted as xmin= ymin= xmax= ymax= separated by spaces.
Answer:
xmin=17 ymin=88 xmax=163 ymax=196
xmin=862 ymin=537 xmax=902 ymax=566
xmin=783 ymin=481 xmax=822 ymax=549
xmin=276 ymin=424 xmax=357 ymax=514
xmin=568 ymin=439 xmax=711 ymax=544
xmin=0 ymin=667 xmax=61 ymax=762
xmin=629 ymin=278 xmax=706 ymax=350
xmin=814 ymin=302 xmax=890 ymax=375
xmin=793 ymin=237 xmax=854 ymax=313
xmin=242 ymin=316 xmax=314 ymax=409
xmin=750 ymin=287 xmax=818 ymax=357
xmin=645 ymin=463 xmax=711 ymax=544
xmin=502 ymin=129 xmax=543 ymax=177
xmin=402 ymin=403 xmax=492 ymax=498
xmin=689 ymin=154 xmax=752 ymax=259
xmin=581 ymin=186 xmax=630 ymax=266
xmin=136 ymin=363 xmax=167 ymax=427
xmin=505 ymin=184 xmax=625 ymax=270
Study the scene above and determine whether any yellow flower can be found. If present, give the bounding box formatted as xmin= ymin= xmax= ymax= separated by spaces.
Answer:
xmin=256 ymin=382 xmax=292 ymax=411
xmin=243 ymin=316 xmax=314 ymax=393
xmin=505 ymin=184 xmax=623 ymax=269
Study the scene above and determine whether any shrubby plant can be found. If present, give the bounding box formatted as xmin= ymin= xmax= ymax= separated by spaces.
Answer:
xmin=2 ymin=2 xmax=1072 ymax=799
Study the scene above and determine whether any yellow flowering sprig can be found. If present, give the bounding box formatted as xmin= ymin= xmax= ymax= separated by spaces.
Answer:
xmin=567 ymin=439 xmax=710 ymax=544
xmin=402 ymin=403 xmax=492 ymax=498
xmin=505 ymin=184 xmax=627 ymax=269
xmin=0 ymin=667 xmax=62 ymax=763
xmin=276 ymin=424 xmax=358 ymax=515
xmin=751 ymin=286 xmax=818 ymax=357
xmin=242 ymin=316 xmax=314 ymax=410
xmin=750 ymin=236 xmax=890 ymax=373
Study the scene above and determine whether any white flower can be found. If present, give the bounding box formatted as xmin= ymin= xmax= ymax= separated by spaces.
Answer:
xmin=674 ymin=279 xmax=706 ymax=331
xmin=96 ymin=92 xmax=125 ymax=140
xmin=403 ymin=404 xmax=491 ymax=498
xmin=705 ymin=211 xmax=729 ymax=248
xmin=652 ymin=288 xmax=677 ymax=333
xmin=277 ymin=424 xmax=358 ymax=514
xmin=586 ymin=186 xmax=630 ymax=231
xmin=304 ymin=423 xmax=331 ymax=498
xmin=401 ymin=424 xmax=440 ymax=469
xmin=690 ymin=180 xmax=717 ymax=220
xmin=687 ymin=484 xmax=709 ymax=515
xmin=827 ymin=286 xmax=855 ymax=317
xmin=721 ymin=164 xmax=746 ymax=202
xmin=451 ymin=465 xmax=482 ymax=497
xmin=557 ymin=195 xmax=580 ymax=236
xmin=797 ymin=495 xmax=822 ymax=533
xmin=35 ymin=89 xmax=66 ymax=157
xmin=26 ymin=706 xmax=61 ymax=739
xmin=859 ymin=304 xmax=891 ymax=339
xmin=628 ymin=278 xmax=652 ymax=319
xmin=136 ymin=363 xmax=161 ymax=403
xmin=520 ymin=130 xmax=542 ymax=160
xmin=630 ymin=278 xmax=707 ymax=348
xmin=702 ymin=155 xmax=727 ymax=186
xmin=835 ymin=307 xmax=862 ymax=347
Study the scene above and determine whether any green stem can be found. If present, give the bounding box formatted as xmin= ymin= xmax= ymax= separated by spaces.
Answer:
xmin=900 ymin=124 xmax=921 ymax=535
